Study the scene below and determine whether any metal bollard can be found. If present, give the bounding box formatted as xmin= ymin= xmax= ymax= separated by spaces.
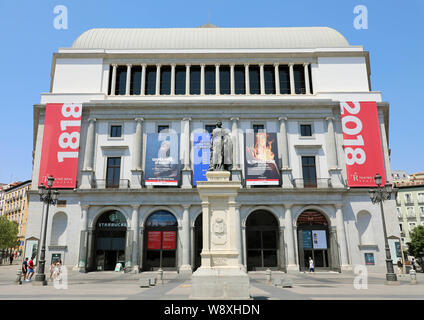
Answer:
xmin=158 ymin=268 xmax=164 ymax=285
xmin=15 ymin=269 xmax=22 ymax=285
xmin=409 ymin=270 xmax=417 ymax=285
xmin=266 ymin=268 xmax=272 ymax=283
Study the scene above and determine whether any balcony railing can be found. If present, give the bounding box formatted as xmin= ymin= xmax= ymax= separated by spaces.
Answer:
xmin=94 ymin=179 xmax=130 ymax=189
xmin=292 ymin=178 xmax=331 ymax=189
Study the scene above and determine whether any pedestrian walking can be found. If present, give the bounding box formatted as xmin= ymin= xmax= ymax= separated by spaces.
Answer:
xmin=22 ymin=258 xmax=28 ymax=280
xmin=397 ymin=258 xmax=403 ymax=276
xmin=9 ymin=253 xmax=13 ymax=265
xmin=26 ymin=257 xmax=35 ymax=281
xmin=308 ymin=256 xmax=315 ymax=273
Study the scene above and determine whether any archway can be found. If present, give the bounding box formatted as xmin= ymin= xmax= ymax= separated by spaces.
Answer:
xmin=193 ymin=214 xmax=202 ymax=271
xmin=143 ymin=210 xmax=178 ymax=271
xmin=94 ymin=210 xmax=127 ymax=271
xmin=296 ymin=210 xmax=330 ymax=271
xmin=246 ymin=210 xmax=279 ymax=271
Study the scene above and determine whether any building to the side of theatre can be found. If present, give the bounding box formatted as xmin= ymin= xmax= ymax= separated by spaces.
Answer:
xmin=25 ymin=26 xmax=400 ymax=274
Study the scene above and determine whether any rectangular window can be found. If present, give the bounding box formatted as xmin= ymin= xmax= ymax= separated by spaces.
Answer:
xmin=110 ymin=125 xmax=122 ymax=138
xmin=300 ymin=124 xmax=312 ymax=137
xmin=108 ymin=65 xmax=113 ymax=95
xmin=115 ymin=66 xmax=127 ymax=95
xmin=190 ymin=66 xmax=201 ymax=95
xmin=205 ymin=125 xmax=216 ymax=134
xmin=308 ymin=64 xmax=313 ymax=94
xmin=234 ymin=65 xmax=245 ymax=94
xmin=175 ymin=66 xmax=186 ymax=95
xmin=264 ymin=65 xmax=275 ymax=94
xmin=205 ymin=66 xmax=216 ymax=95
xmin=418 ymin=193 xmax=424 ymax=203
xmin=106 ymin=157 xmax=121 ymax=188
xmin=302 ymin=156 xmax=317 ymax=188
xmin=158 ymin=125 xmax=169 ymax=133
xmin=145 ymin=66 xmax=157 ymax=95
xmin=399 ymin=223 xmax=403 ymax=231
xmin=293 ymin=65 xmax=305 ymax=94
xmin=279 ymin=65 xmax=290 ymax=94
xmin=130 ymin=66 xmax=142 ymax=95
xmin=249 ymin=65 xmax=260 ymax=94
xmin=419 ymin=207 xmax=424 ymax=217
xmin=160 ymin=66 xmax=171 ymax=95
xmin=253 ymin=124 xmax=265 ymax=133
xmin=405 ymin=193 xmax=412 ymax=204
xmin=219 ymin=65 xmax=231 ymax=94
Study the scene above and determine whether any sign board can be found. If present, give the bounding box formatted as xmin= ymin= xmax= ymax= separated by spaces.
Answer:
xmin=365 ymin=252 xmax=375 ymax=265
xmin=145 ymin=132 xmax=180 ymax=186
xmin=302 ymin=230 xmax=312 ymax=249
xmin=312 ymin=230 xmax=327 ymax=249
xmin=147 ymin=231 xmax=162 ymax=250
xmin=51 ymin=253 xmax=61 ymax=264
xmin=162 ymin=231 xmax=177 ymax=250
xmin=193 ymin=133 xmax=211 ymax=185
xmin=38 ymin=103 xmax=82 ymax=188
xmin=340 ymin=101 xmax=386 ymax=187
xmin=244 ymin=132 xmax=280 ymax=186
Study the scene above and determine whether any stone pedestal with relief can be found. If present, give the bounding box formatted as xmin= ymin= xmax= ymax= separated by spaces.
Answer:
xmin=190 ymin=171 xmax=250 ymax=300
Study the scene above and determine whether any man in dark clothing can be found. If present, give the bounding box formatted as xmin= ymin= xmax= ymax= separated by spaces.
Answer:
xmin=22 ymin=258 xmax=28 ymax=280
xmin=9 ymin=253 xmax=13 ymax=265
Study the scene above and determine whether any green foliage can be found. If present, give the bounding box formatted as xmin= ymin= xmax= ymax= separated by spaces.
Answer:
xmin=407 ymin=225 xmax=424 ymax=259
xmin=0 ymin=216 xmax=19 ymax=249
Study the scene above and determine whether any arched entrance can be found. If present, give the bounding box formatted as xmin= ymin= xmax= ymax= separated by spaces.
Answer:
xmin=193 ymin=214 xmax=202 ymax=271
xmin=297 ymin=210 xmax=330 ymax=271
xmin=246 ymin=210 xmax=279 ymax=271
xmin=143 ymin=210 xmax=178 ymax=271
xmin=94 ymin=210 xmax=127 ymax=271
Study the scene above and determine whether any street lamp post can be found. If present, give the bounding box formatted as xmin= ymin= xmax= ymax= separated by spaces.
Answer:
xmin=368 ymin=173 xmax=398 ymax=283
xmin=34 ymin=175 xmax=59 ymax=285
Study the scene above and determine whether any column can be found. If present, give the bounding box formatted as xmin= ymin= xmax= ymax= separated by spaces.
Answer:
xmin=230 ymin=64 xmax=235 ymax=95
xmin=131 ymin=118 xmax=144 ymax=188
xmin=215 ymin=64 xmax=220 ymax=95
xmin=180 ymin=205 xmax=192 ymax=273
xmin=241 ymin=225 xmax=247 ymax=267
xmin=140 ymin=64 xmax=146 ymax=95
xmin=326 ymin=117 xmax=343 ymax=188
xmin=190 ymin=225 xmax=195 ymax=268
xmin=335 ymin=204 xmax=350 ymax=270
xmin=289 ymin=63 xmax=295 ymax=95
xmin=284 ymin=204 xmax=297 ymax=271
xmin=274 ymin=63 xmax=280 ymax=95
xmin=279 ymin=117 xmax=293 ymax=188
xmin=181 ymin=118 xmax=192 ymax=188
xmin=200 ymin=64 xmax=205 ymax=95
xmin=259 ymin=63 xmax=265 ymax=95
xmin=81 ymin=118 xmax=96 ymax=189
xmin=235 ymin=205 xmax=243 ymax=266
xmin=131 ymin=205 xmax=140 ymax=272
xmin=279 ymin=226 xmax=286 ymax=272
xmin=155 ymin=64 xmax=161 ymax=95
xmin=125 ymin=64 xmax=132 ymax=95
xmin=231 ymin=117 xmax=241 ymax=181
xmin=139 ymin=226 xmax=144 ymax=271
xmin=78 ymin=204 xmax=89 ymax=271
xmin=304 ymin=63 xmax=310 ymax=95
xmin=185 ymin=64 xmax=190 ymax=95
xmin=170 ymin=64 xmax=176 ymax=95
xmin=110 ymin=64 xmax=117 ymax=96
xmin=244 ymin=64 xmax=250 ymax=95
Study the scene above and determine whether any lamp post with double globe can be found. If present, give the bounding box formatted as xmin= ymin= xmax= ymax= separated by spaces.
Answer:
xmin=34 ymin=175 xmax=59 ymax=285
xmin=368 ymin=173 xmax=398 ymax=283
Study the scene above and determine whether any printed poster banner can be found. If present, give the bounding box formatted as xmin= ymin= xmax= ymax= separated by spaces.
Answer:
xmin=38 ymin=103 xmax=82 ymax=188
xmin=162 ymin=231 xmax=177 ymax=250
xmin=147 ymin=231 xmax=161 ymax=250
xmin=193 ymin=132 xmax=211 ymax=186
xmin=244 ymin=132 xmax=280 ymax=186
xmin=340 ymin=101 xmax=386 ymax=187
xmin=145 ymin=132 xmax=180 ymax=186
xmin=312 ymin=230 xmax=327 ymax=249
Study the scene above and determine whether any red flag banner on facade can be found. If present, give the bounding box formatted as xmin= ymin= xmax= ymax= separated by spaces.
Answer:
xmin=162 ymin=231 xmax=177 ymax=250
xmin=147 ymin=231 xmax=162 ymax=250
xmin=38 ymin=103 xmax=82 ymax=188
xmin=340 ymin=101 xmax=386 ymax=187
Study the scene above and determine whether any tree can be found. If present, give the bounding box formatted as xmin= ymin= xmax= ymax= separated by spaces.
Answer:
xmin=0 ymin=216 xmax=19 ymax=251
xmin=407 ymin=225 xmax=424 ymax=267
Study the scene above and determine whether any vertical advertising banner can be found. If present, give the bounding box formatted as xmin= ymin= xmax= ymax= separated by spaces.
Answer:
xmin=244 ymin=132 xmax=280 ymax=186
xmin=38 ymin=103 xmax=82 ymax=188
xmin=193 ymin=132 xmax=211 ymax=186
xmin=145 ymin=132 xmax=180 ymax=186
xmin=340 ymin=101 xmax=386 ymax=187
xmin=312 ymin=230 xmax=327 ymax=249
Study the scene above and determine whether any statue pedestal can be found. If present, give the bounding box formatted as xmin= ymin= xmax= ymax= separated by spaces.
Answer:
xmin=190 ymin=171 xmax=250 ymax=300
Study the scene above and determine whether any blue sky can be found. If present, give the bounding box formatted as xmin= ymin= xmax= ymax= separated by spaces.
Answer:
xmin=0 ymin=0 xmax=422 ymax=183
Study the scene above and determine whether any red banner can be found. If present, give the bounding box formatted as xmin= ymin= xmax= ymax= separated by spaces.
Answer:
xmin=38 ymin=103 xmax=82 ymax=188
xmin=162 ymin=231 xmax=176 ymax=250
xmin=340 ymin=101 xmax=386 ymax=187
xmin=147 ymin=231 xmax=162 ymax=250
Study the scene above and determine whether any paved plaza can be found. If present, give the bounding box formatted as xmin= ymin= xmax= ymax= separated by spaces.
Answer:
xmin=0 ymin=260 xmax=423 ymax=300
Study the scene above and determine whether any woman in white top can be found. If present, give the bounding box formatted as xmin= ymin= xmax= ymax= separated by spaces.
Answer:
xmin=308 ymin=257 xmax=315 ymax=272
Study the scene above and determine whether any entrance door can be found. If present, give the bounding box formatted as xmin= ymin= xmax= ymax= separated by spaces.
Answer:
xmin=143 ymin=210 xmax=178 ymax=271
xmin=297 ymin=210 xmax=331 ymax=271
xmin=246 ymin=210 xmax=279 ymax=271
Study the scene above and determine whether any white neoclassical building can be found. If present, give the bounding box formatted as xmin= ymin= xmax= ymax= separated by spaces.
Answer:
xmin=25 ymin=26 xmax=400 ymax=274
